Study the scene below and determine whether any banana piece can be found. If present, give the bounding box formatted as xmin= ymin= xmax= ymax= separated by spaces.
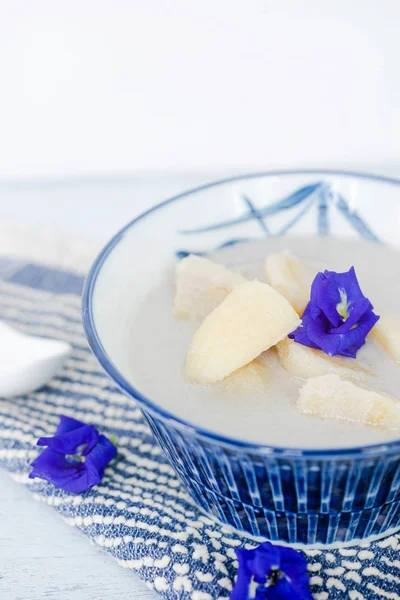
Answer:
xmin=277 ymin=337 xmax=370 ymax=381
xmin=371 ymin=314 xmax=400 ymax=364
xmin=220 ymin=355 xmax=269 ymax=393
xmin=185 ymin=281 xmax=300 ymax=384
xmin=174 ymin=255 xmax=246 ymax=319
xmin=298 ymin=374 xmax=400 ymax=431
xmin=265 ymin=250 xmax=317 ymax=315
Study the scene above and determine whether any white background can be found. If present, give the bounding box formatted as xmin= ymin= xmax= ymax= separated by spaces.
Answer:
xmin=0 ymin=0 xmax=399 ymax=181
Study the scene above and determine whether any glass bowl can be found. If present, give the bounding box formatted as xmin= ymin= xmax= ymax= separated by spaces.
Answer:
xmin=83 ymin=170 xmax=400 ymax=547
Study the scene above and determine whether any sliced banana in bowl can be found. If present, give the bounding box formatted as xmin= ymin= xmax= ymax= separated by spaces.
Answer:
xmin=276 ymin=337 xmax=371 ymax=381
xmin=219 ymin=353 xmax=271 ymax=394
xmin=185 ymin=280 xmax=300 ymax=384
xmin=265 ymin=250 xmax=318 ymax=315
xmin=174 ymin=255 xmax=246 ymax=320
xmin=371 ymin=314 xmax=400 ymax=364
xmin=298 ymin=374 xmax=400 ymax=432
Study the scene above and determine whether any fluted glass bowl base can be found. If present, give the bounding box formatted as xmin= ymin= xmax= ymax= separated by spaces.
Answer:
xmin=194 ymin=498 xmax=400 ymax=550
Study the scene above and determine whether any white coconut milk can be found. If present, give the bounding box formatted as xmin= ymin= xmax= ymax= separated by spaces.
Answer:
xmin=128 ymin=237 xmax=400 ymax=448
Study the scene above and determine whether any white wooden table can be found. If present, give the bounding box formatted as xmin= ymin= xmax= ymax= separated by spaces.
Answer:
xmin=0 ymin=471 xmax=156 ymax=600
xmin=0 ymin=167 xmax=398 ymax=599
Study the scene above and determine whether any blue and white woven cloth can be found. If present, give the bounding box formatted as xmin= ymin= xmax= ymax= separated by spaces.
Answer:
xmin=0 ymin=239 xmax=399 ymax=600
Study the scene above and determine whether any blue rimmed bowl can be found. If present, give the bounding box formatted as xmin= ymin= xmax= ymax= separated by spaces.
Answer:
xmin=83 ymin=170 xmax=400 ymax=547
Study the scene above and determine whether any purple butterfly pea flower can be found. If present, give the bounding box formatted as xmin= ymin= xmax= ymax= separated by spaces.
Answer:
xmin=29 ymin=415 xmax=117 ymax=493
xmin=231 ymin=541 xmax=312 ymax=600
xmin=290 ymin=267 xmax=379 ymax=358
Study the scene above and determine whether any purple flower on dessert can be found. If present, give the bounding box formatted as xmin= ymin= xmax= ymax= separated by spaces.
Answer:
xmin=290 ymin=267 xmax=379 ymax=358
xmin=231 ymin=541 xmax=312 ymax=600
xmin=29 ymin=415 xmax=117 ymax=493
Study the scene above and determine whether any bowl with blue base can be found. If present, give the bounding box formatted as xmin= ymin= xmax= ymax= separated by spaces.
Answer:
xmin=83 ymin=170 xmax=400 ymax=547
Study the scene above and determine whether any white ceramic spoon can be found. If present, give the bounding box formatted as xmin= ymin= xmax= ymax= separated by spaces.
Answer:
xmin=0 ymin=321 xmax=71 ymax=398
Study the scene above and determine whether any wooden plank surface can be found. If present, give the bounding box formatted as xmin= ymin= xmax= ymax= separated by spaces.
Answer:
xmin=0 ymin=470 xmax=157 ymax=600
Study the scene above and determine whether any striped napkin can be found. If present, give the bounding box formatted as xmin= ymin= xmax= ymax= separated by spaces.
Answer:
xmin=0 ymin=229 xmax=399 ymax=600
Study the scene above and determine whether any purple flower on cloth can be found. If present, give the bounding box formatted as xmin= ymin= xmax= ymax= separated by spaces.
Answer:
xmin=231 ymin=541 xmax=312 ymax=600
xmin=29 ymin=415 xmax=117 ymax=493
xmin=290 ymin=267 xmax=379 ymax=358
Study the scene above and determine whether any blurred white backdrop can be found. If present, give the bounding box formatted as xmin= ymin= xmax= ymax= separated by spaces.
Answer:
xmin=0 ymin=0 xmax=399 ymax=181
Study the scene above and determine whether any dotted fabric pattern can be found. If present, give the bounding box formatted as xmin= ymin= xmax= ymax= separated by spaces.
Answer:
xmin=0 ymin=258 xmax=399 ymax=600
